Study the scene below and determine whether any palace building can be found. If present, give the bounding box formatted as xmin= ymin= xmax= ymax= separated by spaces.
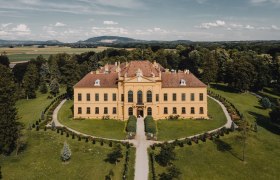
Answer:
xmin=73 ymin=60 xmax=208 ymax=120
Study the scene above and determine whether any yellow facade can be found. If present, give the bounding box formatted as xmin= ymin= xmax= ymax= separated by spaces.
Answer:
xmin=74 ymin=61 xmax=208 ymax=120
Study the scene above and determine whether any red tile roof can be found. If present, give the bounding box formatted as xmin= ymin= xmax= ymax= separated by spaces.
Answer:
xmin=74 ymin=60 xmax=206 ymax=88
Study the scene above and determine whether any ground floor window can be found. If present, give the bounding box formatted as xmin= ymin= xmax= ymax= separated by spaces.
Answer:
xmin=104 ymin=107 xmax=108 ymax=114
xmin=182 ymin=107 xmax=186 ymax=114
xmin=191 ymin=107 xmax=195 ymax=114
xmin=113 ymin=107 xmax=117 ymax=114
xmin=147 ymin=107 xmax=152 ymax=116
xmin=78 ymin=107 xmax=82 ymax=114
xmin=199 ymin=107 xmax=204 ymax=114
xmin=173 ymin=107 xmax=177 ymax=114
xmin=164 ymin=107 xmax=168 ymax=114
xmin=128 ymin=107 xmax=133 ymax=116
xmin=86 ymin=107 xmax=90 ymax=114
xmin=95 ymin=107 xmax=99 ymax=114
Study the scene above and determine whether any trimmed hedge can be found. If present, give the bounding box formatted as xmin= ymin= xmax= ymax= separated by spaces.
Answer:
xmin=144 ymin=116 xmax=156 ymax=134
xmin=126 ymin=115 xmax=137 ymax=132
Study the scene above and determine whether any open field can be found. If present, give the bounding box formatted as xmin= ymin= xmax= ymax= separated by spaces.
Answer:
xmin=156 ymin=97 xmax=227 ymax=141
xmin=1 ymin=46 xmax=111 ymax=62
xmin=1 ymin=90 xmax=135 ymax=179
xmin=151 ymin=84 xmax=280 ymax=179
xmin=58 ymin=100 xmax=127 ymax=140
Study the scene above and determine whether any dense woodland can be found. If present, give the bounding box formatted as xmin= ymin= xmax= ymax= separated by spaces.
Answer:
xmin=0 ymin=42 xmax=280 ymax=154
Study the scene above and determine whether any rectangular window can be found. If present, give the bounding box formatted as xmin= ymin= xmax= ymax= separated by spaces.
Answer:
xmin=191 ymin=93 xmax=195 ymax=101
xmin=78 ymin=107 xmax=82 ymax=114
xmin=199 ymin=93 xmax=204 ymax=101
xmin=121 ymin=94 xmax=124 ymax=102
xmin=173 ymin=107 xmax=177 ymax=114
xmin=181 ymin=93 xmax=186 ymax=101
xmin=104 ymin=107 xmax=108 ymax=114
xmin=191 ymin=107 xmax=195 ymax=114
xmin=113 ymin=107 xmax=117 ymax=114
xmin=113 ymin=93 xmax=117 ymax=101
xmin=156 ymin=94 xmax=159 ymax=102
xmin=104 ymin=93 xmax=108 ymax=101
xmin=164 ymin=107 xmax=168 ymax=114
xmin=86 ymin=93 xmax=90 ymax=101
xmin=172 ymin=93 xmax=177 ymax=101
xmin=182 ymin=107 xmax=186 ymax=114
xmin=86 ymin=107 xmax=90 ymax=114
xmin=78 ymin=93 xmax=82 ymax=101
xmin=164 ymin=93 xmax=168 ymax=101
xmin=200 ymin=107 xmax=204 ymax=114
xmin=95 ymin=93 xmax=99 ymax=101
xmin=95 ymin=107 xmax=99 ymax=114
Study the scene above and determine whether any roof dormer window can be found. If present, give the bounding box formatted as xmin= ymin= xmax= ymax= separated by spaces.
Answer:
xmin=180 ymin=79 xmax=186 ymax=86
xmin=94 ymin=79 xmax=100 ymax=86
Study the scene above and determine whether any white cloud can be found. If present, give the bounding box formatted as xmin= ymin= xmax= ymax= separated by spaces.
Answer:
xmin=91 ymin=26 xmax=128 ymax=35
xmin=1 ymin=23 xmax=12 ymax=28
xmin=250 ymin=0 xmax=280 ymax=5
xmin=54 ymin=22 xmax=66 ymax=27
xmin=11 ymin=24 xmax=31 ymax=35
xmin=196 ymin=20 xmax=226 ymax=29
xmin=103 ymin=21 xmax=118 ymax=25
xmin=271 ymin=25 xmax=280 ymax=30
xmin=245 ymin=25 xmax=255 ymax=30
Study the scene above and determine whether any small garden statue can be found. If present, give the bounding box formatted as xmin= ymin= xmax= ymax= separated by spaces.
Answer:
xmin=61 ymin=141 xmax=71 ymax=162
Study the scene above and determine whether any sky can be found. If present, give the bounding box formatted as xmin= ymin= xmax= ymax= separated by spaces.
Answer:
xmin=0 ymin=0 xmax=280 ymax=42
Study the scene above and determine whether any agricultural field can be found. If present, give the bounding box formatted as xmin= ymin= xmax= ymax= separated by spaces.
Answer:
xmin=151 ymin=84 xmax=280 ymax=180
xmin=156 ymin=97 xmax=227 ymax=141
xmin=0 ymin=46 xmax=111 ymax=62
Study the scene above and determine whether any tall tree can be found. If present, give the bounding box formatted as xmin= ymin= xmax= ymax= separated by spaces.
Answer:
xmin=0 ymin=65 xmax=21 ymax=154
xmin=201 ymin=50 xmax=218 ymax=85
xmin=0 ymin=54 xmax=10 ymax=67
xmin=23 ymin=63 xmax=39 ymax=99
xmin=50 ymin=78 xmax=60 ymax=96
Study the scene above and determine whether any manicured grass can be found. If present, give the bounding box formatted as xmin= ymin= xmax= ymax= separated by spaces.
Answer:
xmin=58 ymin=100 xmax=127 ymax=140
xmin=0 ymin=130 xmax=130 ymax=179
xmin=157 ymin=97 xmax=227 ymax=141
xmin=16 ymin=89 xmax=65 ymax=127
xmin=151 ymin=84 xmax=280 ymax=179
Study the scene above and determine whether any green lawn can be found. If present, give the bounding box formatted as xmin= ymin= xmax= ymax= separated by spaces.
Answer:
xmin=151 ymin=84 xmax=280 ymax=179
xmin=1 ymin=88 xmax=135 ymax=179
xmin=0 ymin=130 xmax=132 ymax=180
xmin=16 ymin=88 xmax=65 ymax=127
xmin=58 ymin=100 xmax=127 ymax=140
xmin=157 ymin=97 xmax=227 ymax=141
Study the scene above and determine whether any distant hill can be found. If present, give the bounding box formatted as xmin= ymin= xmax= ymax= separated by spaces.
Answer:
xmin=0 ymin=39 xmax=63 ymax=46
xmin=80 ymin=36 xmax=143 ymax=44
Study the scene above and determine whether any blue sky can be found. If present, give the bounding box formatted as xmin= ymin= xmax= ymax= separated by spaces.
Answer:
xmin=0 ymin=0 xmax=280 ymax=42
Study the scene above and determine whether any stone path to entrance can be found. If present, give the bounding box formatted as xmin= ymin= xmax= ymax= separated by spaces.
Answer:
xmin=134 ymin=117 xmax=153 ymax=180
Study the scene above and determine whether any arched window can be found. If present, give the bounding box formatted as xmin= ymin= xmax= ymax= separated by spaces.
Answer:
xmin=147 ymin=107 xmax=152 ymax=116
xmin=128 ymin=107 xmax=133 ymax=116
xmin=128 ymin=90 xmax=133 ymax=102
xmin=147 ymin=90 xmax=152 ymax=102
xmin=137 ymin=90 xmax=143 ymax=104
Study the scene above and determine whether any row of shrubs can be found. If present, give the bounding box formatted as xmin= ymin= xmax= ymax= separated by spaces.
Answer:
xmin=149 ymin=152 xmax=156 ymax=180
xmin=208 ymin=90 xmax=242 ymax=123
xmin=32 ymin=93 xmax=67 ymax=129
xmin=122 ymin=147 xmax=131 ymax=179
xmin=151 ymin=126 xmax=234 ymax=149
xmin=34 ymin=125 xmax=133 ymax=148
xmin=144 ymin=116 xmax=156 ymax=134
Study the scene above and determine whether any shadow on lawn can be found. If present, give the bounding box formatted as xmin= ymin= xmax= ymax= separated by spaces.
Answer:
xmin=213 ymin=139 xmax=243 ymax=161
xmin=210 ymin=83 xmax=239 ymax=93
xmin=248 ymin=111 xmax=280 ymax=135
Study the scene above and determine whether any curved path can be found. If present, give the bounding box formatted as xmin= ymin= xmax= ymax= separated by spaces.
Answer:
xmin=51 ymin=96 xmax=235 ymax=180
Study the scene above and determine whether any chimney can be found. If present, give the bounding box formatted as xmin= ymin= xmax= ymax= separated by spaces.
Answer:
xmin=126 ymin=61 xmax=128 ymax=67
xmin=96 ymin=70 xmax=99 ymax=74
xmin=90 ymin=71 xmax=93 ymax=74
xmin=165 ymin=68 xmax=169 ymax=72
xmin=105 ymin=63 xmax=109 ymax=72
xmin=115 ymin=62 xmax=117 ymax=66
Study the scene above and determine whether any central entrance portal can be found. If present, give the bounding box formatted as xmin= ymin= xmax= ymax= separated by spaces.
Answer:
xmin=137 ymin=108 xmax=144 ymax=117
